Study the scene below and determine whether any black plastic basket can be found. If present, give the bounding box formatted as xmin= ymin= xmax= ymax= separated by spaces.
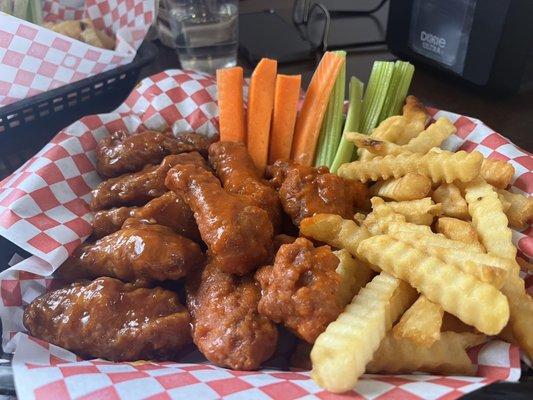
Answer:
xmin=0 ymin=41 xmax=157 ymax=180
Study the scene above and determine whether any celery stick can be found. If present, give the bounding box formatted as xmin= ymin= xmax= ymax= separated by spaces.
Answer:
xmin=330 ymin=77 xmax=364 ymax=173
xmin=378 ymin=61 xmax=414 ymax=122
xmin=314 ymin=51 xmax=347 ymax=168
xmin=359 ymin=61 xmax=395 ymax=135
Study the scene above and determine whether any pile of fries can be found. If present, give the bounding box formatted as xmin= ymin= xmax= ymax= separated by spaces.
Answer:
xmin=299 ymin=97 xmax=533 ymax=393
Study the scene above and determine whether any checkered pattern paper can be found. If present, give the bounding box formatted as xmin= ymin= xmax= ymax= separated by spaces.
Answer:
xmin=0 ymin=69 xmax=530 ymax=400
xmin=0 ymin=0 xmax=154 ymax=107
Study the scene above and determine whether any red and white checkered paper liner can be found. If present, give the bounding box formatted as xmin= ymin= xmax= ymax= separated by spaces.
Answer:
xmin=0 ymin=69 xmax=530 ymax=400
xmin=0 ymin=0 xmax=154 ymax=107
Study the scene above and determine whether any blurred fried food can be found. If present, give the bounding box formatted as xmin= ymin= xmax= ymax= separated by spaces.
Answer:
xmin=370 ymin=173 xmax=431 ymax=201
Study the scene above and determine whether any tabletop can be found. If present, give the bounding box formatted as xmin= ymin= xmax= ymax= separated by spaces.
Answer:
xmin=142 ymin=0 xmax=533 ymax=152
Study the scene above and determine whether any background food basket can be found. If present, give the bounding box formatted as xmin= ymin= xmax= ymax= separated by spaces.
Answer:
xmin=0 ymin=40 xmax=157 ymax=180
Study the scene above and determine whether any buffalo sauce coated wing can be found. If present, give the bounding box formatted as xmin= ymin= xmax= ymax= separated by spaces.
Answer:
xmin=23 ymin=277 xmax=192 ymax=361
xmin=96 ymin=130 xmax=212 ymax=178
xmin=91 ymin=152 xmax=208 ymax=210
xmin=208 ymin=141 xmax=282 ymax=229
xmin=58 ymin=219 xmax=204 ymax=285
xmin=256 ymin=237 xmax=343 ymax=343
xmin=187 ymin=262 xmax=278 ymax=370
xmin=165 ymin=164 xmax=273 ymax=275
xmin=92 ymin=191 xmax=200 ymax=241
xmin=267 ymin=160 xmax=367 ymax=226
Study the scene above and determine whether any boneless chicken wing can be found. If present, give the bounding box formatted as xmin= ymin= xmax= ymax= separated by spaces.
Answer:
xmin=187 ymin=261 xmax=278 ymax=370
xmin=256 ymin=238 xmax=343 ymax=343
xmin=267 ymin=161 xmax=367 ymax=226
xmin=23 ymin=277 xmax=192 ymax=361
xmin=96 ymin=130 xmax=212 ymax=178
xmin=165 ymin=164 xmax=273 ymax=275
xmin=92 ymin=191 xmax=200 ymax=241
xmin=91 ymin=152 xmax=208 ymax=210
xmin=208 ymin=141 xmax=282 ymax=229
xmin=58 ymin=219 xmax=204 ymax=285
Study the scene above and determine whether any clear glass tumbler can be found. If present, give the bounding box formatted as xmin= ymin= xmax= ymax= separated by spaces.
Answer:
xmin=165 ymin=0 xmax=238 ymax=73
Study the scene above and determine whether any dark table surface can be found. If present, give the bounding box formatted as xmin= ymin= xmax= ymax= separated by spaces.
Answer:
xmin=142 ymin=0 xmax=533 ymax=151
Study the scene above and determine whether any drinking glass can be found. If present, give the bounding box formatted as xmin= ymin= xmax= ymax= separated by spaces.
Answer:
xmin=165 ymin=0 xmax=238 ymax=73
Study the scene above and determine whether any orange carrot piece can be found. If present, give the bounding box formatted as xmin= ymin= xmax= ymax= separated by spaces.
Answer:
xmin=246 ymin=58 xmax=277 ymax=174
xmin=291 ymin=52 xmax=344 ymax=166
xmin=269 ymin=74 xmax=302 ymax=163
xmin=216 ymin=67 xmax=246 ymax=143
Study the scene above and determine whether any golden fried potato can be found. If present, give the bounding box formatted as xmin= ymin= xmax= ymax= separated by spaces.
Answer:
xmin=431 ymin=183 xmax=470 ymax=220
xmin=311 ymin=273 xmax=416 ymax=392
xmin=369 ymin=173 xmax=431 ymax=201
xmin=497 ymin=189 xmax=533 ymax=228
xmin=381 ymin=198 xmax=442 ymax=225
xmin=367 ymin=332 xmax=487 ymax=375
xmin=357 ymin=235 xmax=510 ymax=335
xmin=435 ymin=217 xmax=485 ymax=252
xmin=480 ymin=159 xmax=515 ymax=189
xmin=338 ymin=150 xmax=483 ymax=184
xmin=334 ymin=249 xmax=375 ymax=306
xmin=464 ymin=178 xmax=517 ymax=263
xmin=392 ymin=295 xmax=443 ymax=347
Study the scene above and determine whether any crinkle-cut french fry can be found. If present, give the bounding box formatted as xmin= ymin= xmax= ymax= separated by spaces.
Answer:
xmin=357 ymin=235 xmax=510 ymax=335
xmin=497 ymin=189 xmax=533 ymax=228
xmin=300 ymin=214 xmax=372 ymax=261
xmin=369 ymin=173 xmax=431 ymax=201
xmin=334 ymin=249 xmax=375 ymax=306
xmin=501 ymin=272 xmax=533 ymax=360
xmin=431 ymin=183 xmax=470 ymax=220
xmin=389 ymin=231 xmax=510 ymax=288
xmin=517 ymin=257 xmax=533 ymax=273
xmin=498 ymin=194 xmax=512 ymax=212
xmin=400 ymin=95 xmax=430 ymax=143
xmin=338 ymin=150 xmax=483 ymax=184
xmin=436 ymin=217 xmax=485 ymax=252
xmin=367 ymin=332 xmax=487 ymax=375
xmin=392 ymin=295 xmax=443 ymax=347
xmin=351 ymin=118 xmax=455 ymax=157
xmin=464 ymin=178 xmax=517 ymax=263
xmin=353 ymin=213 xmax=367 ymax=226
xmin=480 ymin=159 xmax=515 ymax=189
xmin=381 ymin=198 xmax=442 ymax=225
xmin=365 ymin=198 xmax=433 ymax=236
xmin=359 ymin=117 xmax=404 ymax=161
xmin=311 ymin=273 xmax=416 ymax=392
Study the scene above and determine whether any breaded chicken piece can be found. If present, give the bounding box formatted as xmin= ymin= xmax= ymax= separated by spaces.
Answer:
xmin=24 ymin=277 xmax=192 ymax=361
xmin=208 ymin=141 xmax=282 ymax=229
xmin=267 ymin=161 xmax=367 ymax=226
xmin=256 ymin=238 xmax=343 ymax=343
xmin=96 ymin=131 xmax=212 ymax=178
xmin=90 ymin=152 xmax=208 ymax=210
xmin=187 ymin=261 xmax=278 ymax=370
xmin=91 ymin=191 xmax=200 ymax=242
xmin=165 ymin=164 xmax=273 ymax=275
xmin=58 ymin=218 xmax=204 ymax=285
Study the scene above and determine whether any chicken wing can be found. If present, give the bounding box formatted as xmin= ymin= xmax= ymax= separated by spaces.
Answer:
xmin=256 ymin=238 xmax=343 ymax=343
xmin=92 ymin=191 xmax=200 ymax=241
xmin=267 ymin=160 xmax=367 ymax=226
xmin=208 ymin=141 xmax=282 ymax=229
xmin=91 ymin=151 xmax=208 ymax=210
xmin=187 ymin=261 xmax=278 ymax=370
xmin=96 ymin=130 xmax=212 ymax=178
xmin=58 ymin=219 xmax=204 ymax=285
xmin=24 ymin=277 xmax=192 ymax=361
xmin=165 ymin=164 xmax=273 ymax=275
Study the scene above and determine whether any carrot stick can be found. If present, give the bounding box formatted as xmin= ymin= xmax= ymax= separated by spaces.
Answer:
xmin=269 ymin=74 xmax=301 ymax=163
xmin=216 ymin=66 xmax=246 ymax=143
xmin=291 ymin=52 xmax=344 ymax=166
xmin=246 ymin=58 xmax=278 ymax=174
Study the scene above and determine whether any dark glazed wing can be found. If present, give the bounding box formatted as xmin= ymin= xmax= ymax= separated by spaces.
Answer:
xmin=96 ymin=131 xmax=212 ymax=178
xmin=58 ymin=219 xmax=204 ymax=285
xmin=165 ymin=164 xmax=273 ymax=275
xmin=90 ymin=152 xmax=208 ymax=210
xmin=208 ymin=141 xmax=282 ymax=229
xmin=24 ymin=277 xmax=192 ymax=361
xmin=186 ymin=262 xmax=278 ymax=370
